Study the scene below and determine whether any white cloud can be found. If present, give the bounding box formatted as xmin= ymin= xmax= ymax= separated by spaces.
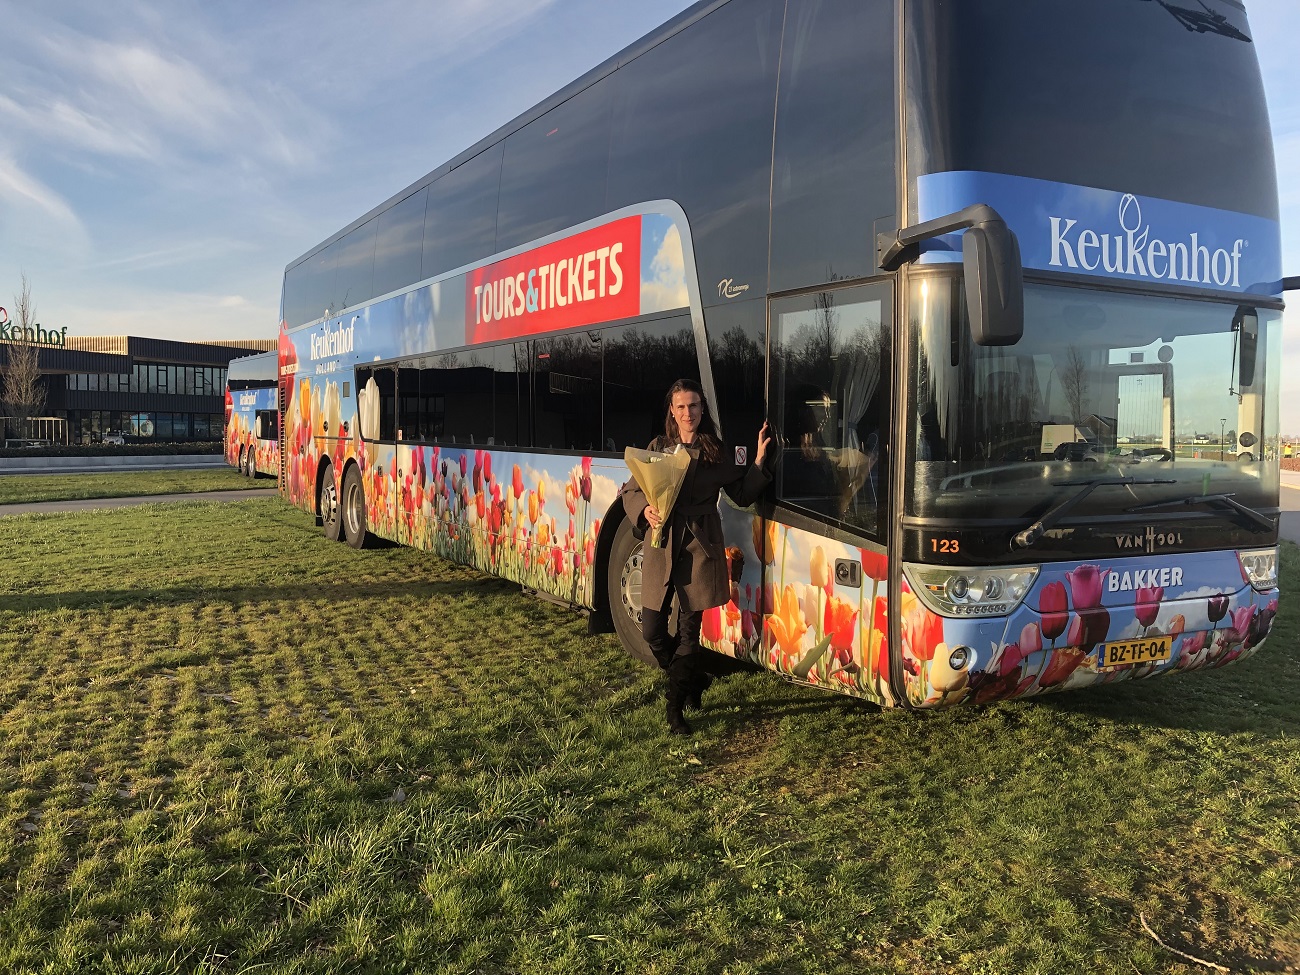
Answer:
xmin=0 ymin=155 xmax=84 ymax=230
xmin=640 ymin=224 xmax=690 ymax=313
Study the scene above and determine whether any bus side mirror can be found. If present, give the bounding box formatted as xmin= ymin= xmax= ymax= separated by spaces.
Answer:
xmin=878 ymin=203 xmax=1024 ymax=347
xmin=964 ymin=220 xmax=1024 ymax=347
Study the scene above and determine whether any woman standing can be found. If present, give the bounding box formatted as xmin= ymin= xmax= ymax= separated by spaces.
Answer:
xmin=620 ymin=379 xmax=772 ymax=735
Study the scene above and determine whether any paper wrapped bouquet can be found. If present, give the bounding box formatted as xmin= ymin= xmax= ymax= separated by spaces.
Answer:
xmin=623 ymin=445 xmax=692 ymax=548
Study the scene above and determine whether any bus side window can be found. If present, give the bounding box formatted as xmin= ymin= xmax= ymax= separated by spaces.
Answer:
xmin=492 ymin=344 xmax=523 ymax=448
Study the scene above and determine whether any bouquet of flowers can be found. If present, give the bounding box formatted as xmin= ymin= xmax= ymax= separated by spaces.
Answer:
xmin=623 ymin=445 xmax=692 ymax=548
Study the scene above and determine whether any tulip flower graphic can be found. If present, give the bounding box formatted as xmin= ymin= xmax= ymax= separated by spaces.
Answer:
xmin=702 ymin=606 xmax=724 ymax=645
xmin=1229 ymin=604 xmax=1255 ymax=637
xmin=1175 ymin=630 xmax=1208 ymax=669
xmin=1135 ymin=586 xmax=1164 ymax=631
xmin=1064 ymin=564 xmax=1107 ymax=610
xmin=997 ymin=622 xmax=1042 ymax=678
xmin=810 ymin=546 xmax=831 ymax=591
xmin=752 ymin=518 xmax=778 ymax=566
xmin=1206 ymin=593 xmax=1229 ymax=629
xmin=1039 ymin=646 xmax=1088 ymax=689
xmin=859 ymin=547 xmax=888 ymax=583
xmin=1039 ymin=581 xmax=1069 ymax=642
xmin=824 ymin=595 xmax=858 ymax=664
xmin=764 ymin=584 xmax=810 ymax=669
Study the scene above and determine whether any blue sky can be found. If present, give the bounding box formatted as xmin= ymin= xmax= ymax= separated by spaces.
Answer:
xmin=2 ymin=0 xmax=1298 ymax=430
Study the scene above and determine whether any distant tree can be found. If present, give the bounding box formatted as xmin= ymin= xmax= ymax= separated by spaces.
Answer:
xmin=2 ymin=273 xmax=46 ymax=437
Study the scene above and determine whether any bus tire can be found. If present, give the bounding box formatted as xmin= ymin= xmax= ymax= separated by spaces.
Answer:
xmin=321 ymin=466 xmax=343 ymax=542
xmin=607 ymin=518 xmax=657 ymax=666
xmin=341 ymin=465 xmax=373 ymax=549
xmin=245 ymin=450 xmax=257 ymax=478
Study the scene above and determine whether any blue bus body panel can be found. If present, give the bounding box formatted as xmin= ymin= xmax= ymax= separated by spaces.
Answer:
xmin=916 ymin=171 xmax=1283 ymax=297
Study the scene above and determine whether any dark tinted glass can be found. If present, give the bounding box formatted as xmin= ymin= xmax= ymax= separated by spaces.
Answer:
xmin=771 ymin=0 xmax=895 ymax=292
xmin=602 ymin=314 xmax=699 ymax=451
xmin=282 ymin=263 xmax=311 ymax=328
xmin=704 ymin=299 xmax=767 ymax=448
xmin=771 ymin=283 xmax=891 ymax=537
xmin=607 ymin=0 xmax=783 ymax=305
xmin=905 ymin=0 xmax=1276 ymax=218
xmin=334 ymin=218 xmax=377 ymax=310
xmin=374 ymin=188 xmax=427 ymax=297
xmin=497 ymin=79 xmax=612 ymax=252
xmin=397 ymin=367 xmax=425 ymax=441
xmin=492 ymin=344 xmax=524 ymax=447
xmin=423 ymin=147 xmax=504 ymax=280
xmin=290 ymin=245 xmax=340 ymax=325
xmin=530 ymin=333 xmax=602 ymax=451
xmin=424 ymin=354 xmax=496 ymax=446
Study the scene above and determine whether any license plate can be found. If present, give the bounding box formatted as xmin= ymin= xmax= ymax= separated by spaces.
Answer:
xmin=1099 ymin=635 xmax=1172 ymax=669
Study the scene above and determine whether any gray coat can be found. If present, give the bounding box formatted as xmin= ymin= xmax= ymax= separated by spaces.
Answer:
xmin=619 ymin=437 xmax=772 ymax=613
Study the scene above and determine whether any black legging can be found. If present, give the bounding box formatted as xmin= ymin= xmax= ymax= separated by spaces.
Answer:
xmin=642 ymin=589 xmax=703 ymax=707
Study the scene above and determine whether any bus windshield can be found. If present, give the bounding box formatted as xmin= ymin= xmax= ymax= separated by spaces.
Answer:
xmin=906 ymin=276 xmax=1282 ymax=525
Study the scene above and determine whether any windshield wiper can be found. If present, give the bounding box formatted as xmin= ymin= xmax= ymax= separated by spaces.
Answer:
xmin=1126 ymin=492 xmax=1275 ymax=533
xmin=1012 ymin=477 xmax=1176 ymax=550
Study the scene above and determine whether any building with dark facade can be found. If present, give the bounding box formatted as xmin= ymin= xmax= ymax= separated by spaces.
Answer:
xmin=0 ymin=335 xmax=275 ymax=443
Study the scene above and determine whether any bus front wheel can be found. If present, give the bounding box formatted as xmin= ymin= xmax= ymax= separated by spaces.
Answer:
xmin=341 ymin=465 xmax=373 ymax=549
xmin=607 ymin=518 xmax=657 ymax=666
xmin=320 ymin=467 xmax=343 ymax=542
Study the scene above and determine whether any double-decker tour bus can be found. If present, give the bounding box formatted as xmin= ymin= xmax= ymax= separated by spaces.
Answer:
xmin=225 ymin=351 xmax=279 ymax=478
xmin=274 ymin=0 xmax=1286 ymax=709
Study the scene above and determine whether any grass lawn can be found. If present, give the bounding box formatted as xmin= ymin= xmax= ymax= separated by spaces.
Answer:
xmin=0 ymin=468 xmax=267 ymax=506
xmin=0 ymin=498 xmax=1296 ymax=974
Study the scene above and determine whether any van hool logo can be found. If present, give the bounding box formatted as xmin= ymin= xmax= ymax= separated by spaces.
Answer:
xmin=0 ymin=307 xmax=68 ymax=346
xmin=1112 ymin=526 xmax=1185 ymax=554
xmin=1049 ymin=194 xmax=1247 ymax=288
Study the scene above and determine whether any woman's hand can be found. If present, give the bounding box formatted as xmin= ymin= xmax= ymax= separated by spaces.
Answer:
xmin=755 ymin=420 xmax=772 ymax=467
xmin=643 ymin=505 xmax=662 ymax=531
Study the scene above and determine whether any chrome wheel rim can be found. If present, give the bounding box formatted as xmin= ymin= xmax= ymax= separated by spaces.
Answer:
xmin=618 ymin=545 xmax=644 ymax=624
xmin=344 ymin=481 xmax=363 ymax=536
xmin=322 ymin=479 xmax=339 ymax=528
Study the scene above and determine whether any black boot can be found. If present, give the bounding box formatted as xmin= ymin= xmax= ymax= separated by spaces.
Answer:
xmin=665 ymin=693 xmax=693 ymax=736
xmin=665 ymin=655 xmax=695 ymax=735
xmin=685 ymin=673 xmax=713 ymax=711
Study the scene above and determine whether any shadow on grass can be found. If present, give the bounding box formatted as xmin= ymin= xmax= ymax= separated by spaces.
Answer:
xmin=0 ymin=573 xmax=522 ymax=615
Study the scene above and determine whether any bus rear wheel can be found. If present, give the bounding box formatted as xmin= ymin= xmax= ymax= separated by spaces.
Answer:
xmin=341 ymin=465 xmax=373 ymax=549
xmin=245 ymin=450 xmax=257 ymax=478
xmin=320 ymin=467 xmax=343 ymax=542
xmin=607 ymin=518 xmax=657 ymax=666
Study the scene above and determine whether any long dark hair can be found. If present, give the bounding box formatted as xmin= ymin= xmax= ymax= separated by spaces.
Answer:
xmin=661 ymin=378 xmax=722 ymax=463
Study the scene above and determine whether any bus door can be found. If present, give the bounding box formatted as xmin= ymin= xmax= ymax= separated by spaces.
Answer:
xmin=764 ymin=283 xmax=892 ymax=694
xmin=767 ymin=283 xmax=891 ymax=535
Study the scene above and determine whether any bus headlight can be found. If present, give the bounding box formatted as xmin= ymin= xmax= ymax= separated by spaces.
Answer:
xmin=1237 ymin=548 xmax=1278 ymax=591
xmin=904 ymin=564 xmax=1039 ymax=618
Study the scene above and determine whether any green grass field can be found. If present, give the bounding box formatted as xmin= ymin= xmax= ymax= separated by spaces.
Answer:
xmin=0 ymin=468 xmax=266 ymax=506
xmin=0 ymin=498 xmax=1296 ymax=974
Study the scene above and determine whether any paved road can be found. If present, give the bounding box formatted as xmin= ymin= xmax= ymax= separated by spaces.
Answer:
xmin=0 ymin=488 xmax=277 ymax=518
xmin=0 ymin=456 xmax=227 ymax=476
xmin=1281 ymin=470 xmax=1300 ymax=545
